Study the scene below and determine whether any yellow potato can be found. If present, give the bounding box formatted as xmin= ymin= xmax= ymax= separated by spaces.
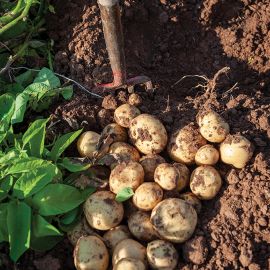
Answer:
xmin=113 ymin=258 xmax=146 ymax=270
xmin=128 ymin=93 xmax=143 ymax=107
xmin=114 ymin=104 xmax=141 ymax=128
xmin=77 ymin=131 xmax=100 ymax=158
xmin=195 ymin=144 xmax=219 ymax=165
xmin=173 ymin=163 xmax=190 ymax=192
xmin=102 ymin=123 xmax=128 ymax=143
xmin=179 ymin=192 xmax=202 ymax=213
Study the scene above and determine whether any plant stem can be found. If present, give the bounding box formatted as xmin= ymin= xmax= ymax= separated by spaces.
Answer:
xmin=0 ymin=0 xmax=24 ymax=25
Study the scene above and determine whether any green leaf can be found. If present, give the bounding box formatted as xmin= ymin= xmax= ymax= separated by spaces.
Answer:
xmin=7 ymin=201 xmax=31 ymax=262
xmin=48 ymin=4 xmax=56 ymax=13
xmin=115 ymin=187 xmax=134 ymax=202
xmin=4 ymin=83 xmax=24 ymax=95
xmin=58 ymin=157 xmax=90 ymax=172
xmin=24 ymin=82 xmax=51 ymax=100
xmin=80 ymin=187 xmax=96 ymax=200
xmin=0 ymin=149 xmax=23 ymax=167
xmin=0 ymin=93 xmax=15 ymax=132
xmin=0 ymin=203 xmax=8 ymax=242
xmin=30 ymin=235 xmax=63 ymax=252
xmin=13 ymin=164 xmax=58 ymax=199
xmin=0 ymin=176 xmax=13 ymax=201
xmin=15 ymin=70 xmax=36 ymax=87
xmin=11 ymin=92 xmax=29 ymax=124
xmin=29 ymin=40 xmax=46 ymax=49
xmin=60 ymin=86 xmax=73 ymax=100
xmin=50 ymin=129 xmax=82 ymax=161
xmin=60 ymin=207 xmax=80 ymax=225
xmin=31 ymin=184 xmax=85 ymax=216
xmin=34 ymin=68 xmax=60 ymax=88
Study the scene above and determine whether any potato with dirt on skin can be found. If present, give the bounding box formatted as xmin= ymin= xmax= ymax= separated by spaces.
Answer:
xmin=133 ymin=182 xmax=163 ymax=211
xmin=109 ymin=161 xmax=144 ymax=194
xmin=84 ymin=191 xmax=124 ymax=230
xmin=195 ymin=144 xmax=219 ymax=165
xmin=179 ymin=192 xmax=202 ymax=214
xmin=220 ymin=134 xmax=253 ymax=169
xmin=150 ymin=198 xmax=197 ymax=243
xmin=128 ymin=211 xmax=158 ymax=241
xmin=190 ymin=165 xmax=222 ymax=200
xmin=129 ymin=114 xmax=168 ymax=155
xmin=101 ymin=123 xmax=128 ymax=143
xmin=77 ymin=131 xmax=100 ymax=158
xmin=74 ymin=235 xmax=109 ymax=270
xmin=167 ymin=123 xmax=207 ymax=164
xmin=173 ymin=162 xmax=190 ymax=192
xmin=112 ymin=239 xmax=147 ymax=266
xmin=147 ymin=240 xmax=178 ymax=270
xmin=114 ymin=104 xmax=141 ymax=128
xmin=103 ymin=225 xmax=131 ymax=252
xmin=128 ymin=93 xmax=143 ymax=107
xmin=139 ymin=154 xmax=165 ymax=181
xmin=113 ymin=258 xmax=146 ymax=270
xmin=197 ymin=110 xmax=229 ymax=143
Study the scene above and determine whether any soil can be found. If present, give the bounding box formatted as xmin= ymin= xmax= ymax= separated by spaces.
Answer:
xmin=1 ymin=0 xmax=270 ymax=269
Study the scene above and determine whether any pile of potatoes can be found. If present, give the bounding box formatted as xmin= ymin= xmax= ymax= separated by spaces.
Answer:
xmin=73 ymin=102 xmax=254 ymax=270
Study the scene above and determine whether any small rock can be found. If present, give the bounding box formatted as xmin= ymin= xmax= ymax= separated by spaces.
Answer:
xmin=239 ymin=247 xmax=253 ymax=267
xmin=102 ymin=94 xmax=118 ymax=110
xmin=257 ymin=217 xmax=267 ymax=227
xmin=249 ymin=263 xmax=261 ymax=270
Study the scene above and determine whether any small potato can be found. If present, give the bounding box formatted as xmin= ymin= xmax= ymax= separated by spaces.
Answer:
xmin=112 ymin=239 xmax=147 ymax=266
xmin=195 ymin=144 xmax=219 ymax=165
xmin=151 ymin=198 xmax=197 ymax=243
xmin=77 ymin=131 xmax=100 ymax=158
xmin=102 ymin=123 xmax=128 ymax=143
xmin=103 ymin=225 xmax=131 ymax=251
xmin=74 ymin=236 xmax=109 ymax=270
xmin=129 ymin=114 xmax=168 ymax=155
xmin=128 ymin=93 xmax=143 ymax=107
xmin=179 ymin=192 xmax=202 ymax=214
xmin=109 ymin=161 xmax=144 ymax=194
xmin=113 ymin=258 xmax=146 ymax=270
xmin=114 ymin=104 xmax=141 ymax=128
xmin=123 ymin=199 xmax=138 ymax=219
xmin=197 ymin=110 xmax=229 ymax=143
xmin=220 ymin=134 xmax=253 ymax=169
xmin=190 ymin=165 xmax=222 ymax=200
xmin=128 ymin=211 xmax=158 ymax=241
xmin=84 ymin=191 xmax=124 ymax=230
xmin=133 ymin=182 xmax=163 ymax=211
xmin=167 ymin=123 xmax=207 ymax=164
xmin=147 ymin=240 xmax=178 ymax=270
xmin=173 ymin=163 xmax=190 ymax=192
xmin=139 ymin=154 xmax=165 ymax=181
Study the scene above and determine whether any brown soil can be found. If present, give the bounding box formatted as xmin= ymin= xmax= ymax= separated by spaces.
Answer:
xmin=1 ymin=0 xmax=270 ymax=269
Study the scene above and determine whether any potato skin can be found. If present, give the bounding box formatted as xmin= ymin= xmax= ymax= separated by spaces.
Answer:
xmin=84 ymin=191 xmax=124 ymax=230
xmin=102 ymin=123 xmax=128 ymax=143
xmin=147 ymin=240 xmax=178 ymax=270
xmin=128 ymin=211 xmax=158 ymax=241
xmin=190 ymin=165 xmax=222 ymax=200
xmin=195 ymin=144 xmax=219 ymax=165
xmin=109 ymin=161 xmax=144 ymax=194
xmin=114 ymin=104 xmax=140 ymax=128
xmin=150 ymin=198 xmax=197 ymax=243
xmin=167 ymin=123 xmax=207 ymax=164
xmin=133 ymin=182 xmax=163 ymax=211
xmin=179 ymin=192 xmax=202 ymax=214
xmin=74 ymin=236 xmax=109 ymax=270
xmin=77 ymin=131 xmax=100 ymax=158
xmin=173 ymin=163 xmax=190 ymax=192
xmin=113 ymin=258 xmax=146 ymax=270
xmin=128 ymin=93 xmax=143 ymax=107
xmin=129 ymin=114 xmax=168 ymax=155
xmin=139 ymin=154 xmax=165 ymax=181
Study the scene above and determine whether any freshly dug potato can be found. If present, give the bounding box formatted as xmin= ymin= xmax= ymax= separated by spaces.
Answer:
xmin=74 ymin=236 xmax=109 ymax=270
xmin=133 ymin=182 xmax=163 ymax=211
xmin=195 ymin=144 xmax=219 ymax=165
xmin=128 ymin=211 xmax=158 ymax=241
xmin=173 ymin=163 xmax=190 ymax=192
xmin=84 ymin=191 xmax=124 ymax=230
xmin=190 ymin=165 xmax=222 ymax=200
xmin=147 ymin=240 xmax=178 ymax=270
xmin=109 ymin=161 xmax=144 ymax=194
xmin=150 ymin=198 xmax=197 ymax=243
xmin=197 ymin=110 xmax=229 ymax=143
xmin=129 ymin=114 xmax=168 ymax=155
xmin=139 ymin=154 xmax=165 ymax=181
xmin=114 ymin=104 xmax=141 ymax=128
xmin=179 ymin=192 xmax=202 ymax=214
xmin=128 ymin=93 xmax=143 ymax=107
xmin=102 ymin=123 xmax=128 ymax=143
xmin=123 ymin=199 xmax=138 ymax=219
xmin=103 ymin=225 xmax=131 ymax=251
xmin=112 ymin=239 xmax=146 ymax=266
xmin=220 ymin=134 xmax=253 ymax=169
xmin=167 ymin=123 xmax=207 ymax=164
xmin=77 ymin=131 xmax=100 ymax=158
xmin=113 ymin=258 xmax=146 ymax=270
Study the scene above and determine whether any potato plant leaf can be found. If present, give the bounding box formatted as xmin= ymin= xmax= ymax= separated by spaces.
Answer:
xmin=58 ymin=157 xmax=90 ymax=172
xmin=0 ymin=176 xmax=13 ymax=201
xmin=60 ymin=207 xmax=80 ymax=225
xmin=0 ymin=93 xmax=15 ymax=132
xmin=59 ymin=86 xmax=73 ymax=100
xmin=33 ymin=67 xmax=60 ymax=88
xmin=30 ymin=235 xmax=63 ymax=252
xmin=115 ymin=187 xmax=134 ymax=202
xmin=0 ymin=203 xmax=8 ymax=242
xmin=15 ymin=70 xmax=36 ymax=87
xmin=11 ymin=92 xmax=29 ymax=124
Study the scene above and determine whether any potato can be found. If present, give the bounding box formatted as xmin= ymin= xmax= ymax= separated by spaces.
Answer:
xmin=190 ymin=165 xmax=222 ymax=200
xmin=74 ymin=236 xmax=109 ymax=270
xmin=102 ymin=123 xmax=128 ymax=143
xmin=147 ymin=240 xmax=178 ymax=270
xmin=84 ymin=191 xmax=124 ymax=230
xmin=139 ymin=154 xmax=165 ymax=181
xmin=197 ymin=110 xmax=229 ymax=143
xmin=77 ymin=131 xmax=100 ymax=158
xmin=123 ymin=199 xmax=138 ymax=219
xmin=103 ymin=225 xmax=131 ymax=251
xmin=150 ymin=198 xmax=197 ymax=243
xmin=220 ymin=134 xmax=253 ymax=169
xmin=167 ymin=123 xmax=207 ymax=164
xmin=128 ymin=93 xmax=143 ymax=107
xmin=129 ymin=114 xmax=168 ymax=155
xmin=173 ymin=163 xmax=190 ymax=192
xmin=114 ymin=104 xmax=140 ymax=128
xmin=113 ymin=258 xmax=146 ymax=270
xmin=109 ymin=161 xmax=144 ymax=194
xmin=112 ymin=239 xmax=146 ymax=266
xmin=195 ymin=144 xmax=219 ymax=165
xmin=179 ymin=192 xmax=202 ymax=214
xmin=128 ymin=211 xmax=158 ymax=241
xmin=133 ymin=182 xmax=163 ymax=211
